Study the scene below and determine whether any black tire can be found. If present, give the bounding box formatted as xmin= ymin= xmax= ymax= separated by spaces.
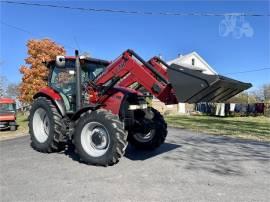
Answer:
xmin=29 ymin=97 xmax=65 ymax=153
xmin=74 ymin=109 xmax=128 ymax=166
xmin=128 ymin=108 xmax=167 ymax=150
xmin=10 ymin=125 xmax=16 ymax=131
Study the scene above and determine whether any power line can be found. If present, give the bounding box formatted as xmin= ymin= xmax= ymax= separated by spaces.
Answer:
xmin=1 ymin=1 xmax=270 ymax=17
xmin=0 ymin=21 xmax=77 ymax=50
xmin=1 ymin=20 xmax=41 ymax=36
xmin=1 ymin=22 xmax=269 ymax=74
xmin=225 ymin=68 xmax=270 ymax=75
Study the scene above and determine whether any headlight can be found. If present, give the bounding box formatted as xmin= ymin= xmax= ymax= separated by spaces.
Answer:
xmin=128 ymin=104 xmax=148 ymax=110
xmin=129 ymin=105 xmax=138 ymax=110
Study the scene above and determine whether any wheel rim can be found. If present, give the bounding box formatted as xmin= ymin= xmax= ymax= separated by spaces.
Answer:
xmin=81 ymin=122 xmax=110 ymax=157
xmin=133 ymin=129 xmax=155 ymax=143
xmin=32 ymin=108 xmax=50 ymax=143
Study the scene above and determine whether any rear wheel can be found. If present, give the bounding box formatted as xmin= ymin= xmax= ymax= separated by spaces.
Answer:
xmin=29 ymin=97 xmax=65 ymax=152
xmin=128 ymin=108 xmax=167 ymax=150
xmin=74 ymin=109 xmax=128 ymax=166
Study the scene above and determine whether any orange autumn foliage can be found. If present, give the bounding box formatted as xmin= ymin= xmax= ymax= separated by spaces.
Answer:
xmin=19 ymin=39 xmax=66 ymax=103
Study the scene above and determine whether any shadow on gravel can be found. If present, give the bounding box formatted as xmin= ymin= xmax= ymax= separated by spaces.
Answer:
xmin=163 ymin=129 xmax=270 ymax=176
xmin=0 ymin=128 xmax=10 ymax=132
xmin=63 ymin=142 xmax=181 ymax=163
xmin=63 ymin=144 xmax=80 ymax=162
xmin=62 ymin=129 xmax=269 ymax=175
xmin=125 ymin=143 xmax=181 ymax=161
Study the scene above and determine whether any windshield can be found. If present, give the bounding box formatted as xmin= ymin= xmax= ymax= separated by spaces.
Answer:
xmin=81 ymin=61 xmax=106 ymax=82
xmin=50 ymin=60 xmax=106 ymax=92
xmin=0 ymin=103 xmax=16 ymax=113
xmin=51 ymin=60 xmax=106 ymax=84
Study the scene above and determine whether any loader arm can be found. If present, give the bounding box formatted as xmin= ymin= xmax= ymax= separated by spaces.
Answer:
xmin=148 ymin=56 xmax=169 ymax=80
xmin=95 ymin=50 xmax=178 ymax=104
xmin=95 ymin=49 xmax=251 ymax=105
xmin=117 ymin=56 xmax=169 ymax=90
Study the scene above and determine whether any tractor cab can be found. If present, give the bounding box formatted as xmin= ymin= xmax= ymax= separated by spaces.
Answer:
xmin=47 ymin=56 xmax=109 ymax=112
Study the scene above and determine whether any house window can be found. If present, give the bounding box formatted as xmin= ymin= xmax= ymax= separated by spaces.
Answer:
xmin=192 ymin=58 xmax=195 ymax=66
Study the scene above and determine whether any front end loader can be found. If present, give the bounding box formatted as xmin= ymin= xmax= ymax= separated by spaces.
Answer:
xmin=29 ymin=49 xmax=251 ymax=166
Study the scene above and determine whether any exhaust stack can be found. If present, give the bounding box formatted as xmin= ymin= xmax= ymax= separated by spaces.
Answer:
xmin=75 ymin=50 xmax=82 ymax=111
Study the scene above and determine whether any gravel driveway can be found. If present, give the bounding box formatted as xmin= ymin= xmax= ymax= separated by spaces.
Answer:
xmin=1 ymin=127 xmax=269 ymax=201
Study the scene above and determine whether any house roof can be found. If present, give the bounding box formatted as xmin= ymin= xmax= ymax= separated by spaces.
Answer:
xmin=167 ymin=51 xmax=218 ymax=75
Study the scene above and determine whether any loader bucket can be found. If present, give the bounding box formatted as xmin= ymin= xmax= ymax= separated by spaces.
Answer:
xmin=167 ymin=64 xmax=252 ymax=103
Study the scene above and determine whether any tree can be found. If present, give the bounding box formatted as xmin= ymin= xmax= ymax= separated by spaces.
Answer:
xmin=19 ymin=39 xmax=65 ymax=103
xmin=228 ymin=91 xmax=257 ymax=103
xmin=229 ymin=84 xmax=270 ymax=103
xmin=0 ymin=76 xmax=19 ymax=99
xmin=251 ymin=84 xmax=270 ymax=103
xmin=0 ymin=76 xmax=7 ymax=97
xmin=6 ymin=83 xmax=19 ymax=99
xmin=262 ymin=84 xmax=270 ymax=102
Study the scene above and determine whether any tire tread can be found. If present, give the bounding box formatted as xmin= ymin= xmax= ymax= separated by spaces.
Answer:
xmin=29 ymin=97 xmax=65 ymax=153
xmin=74 ymin=109 xmax=128 ymax=166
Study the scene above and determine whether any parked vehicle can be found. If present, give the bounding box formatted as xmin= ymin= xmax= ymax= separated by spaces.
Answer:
xmin=29 ymin=49 xmax=251 ymax=166
xmin=0 ymin=98 xmax=17 ymax=131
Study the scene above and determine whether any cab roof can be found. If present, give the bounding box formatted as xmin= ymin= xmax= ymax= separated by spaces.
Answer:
xmin=46 ymin=56 xmax=110 ymax=67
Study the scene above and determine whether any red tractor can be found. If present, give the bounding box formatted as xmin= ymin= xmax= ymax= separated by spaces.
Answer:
xmin=29 ymin=50 xmax=251 ymax=166
xmin=0 ymin=98 xmax=17 ymax=131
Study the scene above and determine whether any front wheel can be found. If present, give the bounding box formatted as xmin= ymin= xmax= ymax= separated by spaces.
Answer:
xmin=29 ymin=97 xmax=65 ymax=153
xmin=128 ymin=108 xmax=167 ymax=150
xmin=74 ymin=109 xmax=128 ymax=166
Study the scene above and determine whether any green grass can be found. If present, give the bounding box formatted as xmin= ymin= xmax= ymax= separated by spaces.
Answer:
xmin=2 ymin=112 xmax=270 ymax=142
xmin=165 ymin=115 xmax=270 ymax=141
xmin=16 ymin=113 xmax=29 ymax=133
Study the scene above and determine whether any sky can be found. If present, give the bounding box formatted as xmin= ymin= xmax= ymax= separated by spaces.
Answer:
xmin=0 ymin=0 xmax=269 ymax=91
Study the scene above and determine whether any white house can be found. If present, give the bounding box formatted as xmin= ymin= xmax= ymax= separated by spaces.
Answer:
xmin=167 ymin=51 xmax=217 ymax=75
xmin=166 ymin=52 xmax=218 ymax=113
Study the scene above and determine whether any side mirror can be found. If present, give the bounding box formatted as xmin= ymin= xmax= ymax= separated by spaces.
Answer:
xmin=56 ymin=56 xmax=66 ymax=68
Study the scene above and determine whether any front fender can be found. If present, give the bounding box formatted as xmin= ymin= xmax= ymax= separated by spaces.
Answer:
xmin=102 ymin=87 xmax=141 ymax=115
xmin=33 ymin=87 xmax=66 ymax=116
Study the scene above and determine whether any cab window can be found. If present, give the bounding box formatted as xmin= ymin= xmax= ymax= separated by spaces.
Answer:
xmin=50 ymin=67 xmax=76 ymax=94
xmin=81 ymin=61 xmax=106 ymax=82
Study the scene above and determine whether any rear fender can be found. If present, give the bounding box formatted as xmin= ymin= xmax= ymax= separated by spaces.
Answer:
xmin=33 ymin=87 xmax=66 ymax=117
